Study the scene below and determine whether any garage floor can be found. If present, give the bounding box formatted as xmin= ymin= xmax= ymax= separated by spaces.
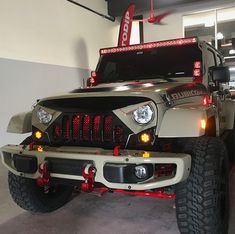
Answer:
xmin=0 ymin=162 xmax=235 ymax=234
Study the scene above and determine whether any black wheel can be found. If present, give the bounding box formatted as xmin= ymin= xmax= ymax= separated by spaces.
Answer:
xmin=175 ymin=137 xmax=229 ymax=234
xmin=8 ymin=172 xmax=73 ymax=213
xmin=225 ymin=130 xmax=235 ymax=163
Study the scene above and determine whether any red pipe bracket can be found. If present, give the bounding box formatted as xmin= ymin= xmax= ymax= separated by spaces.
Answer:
xmin=81 ymin=164 xmax=96 ymax=192
xmin=37 ymin=162 xmax=50 ymax=187
xmin=98 ymin=187 xmax=175 ymax=199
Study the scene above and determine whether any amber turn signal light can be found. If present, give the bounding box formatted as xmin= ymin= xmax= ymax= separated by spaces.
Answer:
xmin=200 ymin=119 xmax=207 ymax=130
xmin=35 ymin=131 xmax=42 ymax=139
xmin=140 ymin=133 xmax=151 ymax=143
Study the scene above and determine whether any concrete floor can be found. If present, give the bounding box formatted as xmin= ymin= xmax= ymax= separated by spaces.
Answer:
xmin=0 ymin=162 xmax=235 ymax=234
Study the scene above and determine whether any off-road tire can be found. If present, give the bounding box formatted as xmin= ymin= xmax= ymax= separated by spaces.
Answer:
xmin=8 ymin=136 xmax=73 ymax=213
xmin=175 ymin=137 xmax=229 ymax=234
xmin=225 ymin=130 xmax=235 ymax=163
xmin=8 ymin=172 xmax=73 ymax=213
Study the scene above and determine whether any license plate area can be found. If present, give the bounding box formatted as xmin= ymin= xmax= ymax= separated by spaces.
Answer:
xmin=46 ymin=158 xmax=93 ymax=176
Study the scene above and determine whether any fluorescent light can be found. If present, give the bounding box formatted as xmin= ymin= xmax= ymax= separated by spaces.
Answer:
xmin=229 ymin=49 xmax=235 ymax=55
xmin=204 ymin=21 xmax=214 ymax=27
xmin=229 ymin=67 xmax=235 ymax=71
xmin=216 ymin=32 xmax=224 ymax=40
xmin=221 ymin=43 xmax=232 ymax=47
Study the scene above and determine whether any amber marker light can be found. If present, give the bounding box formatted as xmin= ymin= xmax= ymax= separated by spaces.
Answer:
xmin=140 ymin=133 xmax=150 ymax=143
xmin=35 ymin=131 xmax=42 ymax=139
xmin=37 ymin=146 xmax=44 ymax=152
xmin=200 ymin=119 xmax=207 ymax=130
xmin=143 ymin=151 xmax=150 ymax=158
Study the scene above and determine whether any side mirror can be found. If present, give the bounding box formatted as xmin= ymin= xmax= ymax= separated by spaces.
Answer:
xmin=209 ymin=66 xmax=230 ymax=83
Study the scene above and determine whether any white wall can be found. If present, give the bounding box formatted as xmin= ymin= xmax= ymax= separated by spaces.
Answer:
xmin=0 ymin=0 xmax=119 ymax=145
xmin=144 ymin=12 xmax=183 ymax=42
xmin=0 ymin=0 xmax=118 ymax=69
xmin=143 ymin=0 xmax=235 ymax=42
xmin=0 ymin=58 xmax=89 ymax=145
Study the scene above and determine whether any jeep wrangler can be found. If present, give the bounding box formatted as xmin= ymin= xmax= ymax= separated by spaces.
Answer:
xmin=1 ymin=37 xmax=233 ymax=234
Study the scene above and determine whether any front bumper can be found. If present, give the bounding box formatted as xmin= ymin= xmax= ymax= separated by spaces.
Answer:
xmin=1 ymin=144 xmax=191 ymax=190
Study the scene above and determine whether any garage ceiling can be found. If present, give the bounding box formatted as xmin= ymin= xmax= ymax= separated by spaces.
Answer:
xmin=106 ymin=0 xmax=211 ymax=17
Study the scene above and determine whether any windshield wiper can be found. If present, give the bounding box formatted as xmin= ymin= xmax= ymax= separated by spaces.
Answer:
xmin=102 ymin=73 xmax=175 ymax=84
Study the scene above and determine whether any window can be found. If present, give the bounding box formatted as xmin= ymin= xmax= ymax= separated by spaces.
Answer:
xmin=216 ymin=54 xmax=223 ymax=66
xmin=217 ymin=7 xmax=235 ymax=59
xmin=183 ymin=6 xmax=235 ymax=86
xmin=97 ymin=45 xmax=202 ymax=84
xmin=183 ymin=7 xmax=235 ymax=60
xmin=184 ymin=10 xmax=216 ymax=47
xmin=207 ymin=49 xmax=216 ymax=67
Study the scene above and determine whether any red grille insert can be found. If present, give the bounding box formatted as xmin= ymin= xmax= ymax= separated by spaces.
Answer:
xmin=93 ymin=115 xmax=101 ymax=141
xmin=53 ymin=125 xmax=61 ymax=140
xmin=104 ymin=115 xmax=113 ymax=141
xmin=51 ymin=113 xmax=126 ymax=146
xmin=114 ymin=126 xmax=124 ymax=143
xmin=72 ymin=115 xmax=80 ymax=140
xmin=62 ymin=117 xmax=70 ymax=140
xmin=83 ymin=114 xmax=91 ymax=141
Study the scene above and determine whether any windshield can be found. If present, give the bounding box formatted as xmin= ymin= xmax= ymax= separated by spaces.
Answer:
xmin=96 ymin=44 xmax=202 ymax=84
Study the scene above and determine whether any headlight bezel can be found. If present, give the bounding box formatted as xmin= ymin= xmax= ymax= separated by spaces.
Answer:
xmin=133 ymin=104 xmax=154 ymax=125
xmin=36 ymin=108 xmax=53 ymax=124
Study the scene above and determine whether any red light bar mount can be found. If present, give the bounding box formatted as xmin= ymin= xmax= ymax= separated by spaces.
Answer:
xmin=100 ymin=37 xmax=198 ymax=55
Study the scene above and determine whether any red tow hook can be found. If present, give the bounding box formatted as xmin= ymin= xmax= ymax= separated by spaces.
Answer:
xmin=81 ymin=164 xmax=96 ymax=192
xmin=113 ymin=145 xmax=120 ymax=156
xmin=37 ymin=162 xmax=50 ymax=187
xmin=29 ymin=142 xmax=35 ymax=151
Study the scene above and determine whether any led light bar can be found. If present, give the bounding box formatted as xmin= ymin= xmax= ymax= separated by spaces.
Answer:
xmin=100 ymin=37 xmax=198 ymax=55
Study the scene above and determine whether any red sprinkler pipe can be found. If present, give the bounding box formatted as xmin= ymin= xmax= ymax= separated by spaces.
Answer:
xmin=98 ymin=187 xmax=176 ymax=199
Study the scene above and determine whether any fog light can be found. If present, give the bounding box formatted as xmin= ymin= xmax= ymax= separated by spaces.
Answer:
xmin=140 ymin=133 xmax=150 ymax=143
xmin=143 ymin=151 xmax=150 ymax=158
xmin=135 ymin=165 xmax=147 ymax=179
xmin=37 ymin=146 xmax=43 ymax=152
xmin=35 ymin=131 xmax=42 ymax=139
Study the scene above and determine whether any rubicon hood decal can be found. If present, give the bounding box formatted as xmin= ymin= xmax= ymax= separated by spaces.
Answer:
xmin=167 ymin=83 xmax=208 ymax=100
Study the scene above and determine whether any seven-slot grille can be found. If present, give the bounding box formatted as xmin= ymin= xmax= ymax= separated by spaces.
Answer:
xmin=49 ymin=113 xmax=128 ymax=147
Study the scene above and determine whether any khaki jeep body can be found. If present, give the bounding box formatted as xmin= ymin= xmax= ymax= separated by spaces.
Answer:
xmin=1 ymin=37 xmax=233 ymax=233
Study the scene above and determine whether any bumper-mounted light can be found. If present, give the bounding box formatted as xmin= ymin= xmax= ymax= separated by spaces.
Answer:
xmin=135 ymin=165 xmax=148 ymax=179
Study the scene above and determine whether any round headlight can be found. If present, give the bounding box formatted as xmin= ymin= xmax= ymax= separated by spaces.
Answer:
xmin=133 ymin=105 xmax=154 ymax=124
xmin=37 ymin=108 xmax=52 ymax=124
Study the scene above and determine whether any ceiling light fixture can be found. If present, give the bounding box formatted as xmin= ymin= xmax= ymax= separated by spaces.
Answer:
xmin=229 ymin=67 xmax=235 ymax=71
xmin=204 ymin=21 xmax=214 ymax=27
xmin=229 ymin=49 xmax=235 ymax=55
xmin=216 ymin=32 xmax=224 ymax=40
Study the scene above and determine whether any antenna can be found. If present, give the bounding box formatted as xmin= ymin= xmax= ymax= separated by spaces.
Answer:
xmin=150 ymin=0 xmax=155 ymax=18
